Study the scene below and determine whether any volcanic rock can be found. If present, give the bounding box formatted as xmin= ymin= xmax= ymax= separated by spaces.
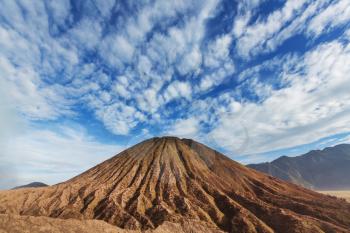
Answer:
xmin=248 ymin=144 xmax=350 ymax=190
xmin=0 ymin=137 xmax=349 ymax=232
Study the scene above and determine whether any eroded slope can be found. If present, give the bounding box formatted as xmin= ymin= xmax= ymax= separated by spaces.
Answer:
xmin=0 ymin=137 xmax=350 ymax=233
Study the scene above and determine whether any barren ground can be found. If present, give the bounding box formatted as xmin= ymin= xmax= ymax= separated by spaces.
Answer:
xmin=318 ymin=190 xmax=350 ymax=202
xmin=0 ymin=214 xmax=223 ymax=233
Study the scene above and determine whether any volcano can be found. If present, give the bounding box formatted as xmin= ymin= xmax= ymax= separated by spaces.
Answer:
xmin=0 ymin=137 xmax=350 ymax=232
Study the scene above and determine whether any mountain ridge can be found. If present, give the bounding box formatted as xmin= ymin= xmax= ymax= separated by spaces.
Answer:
xmin=12 ymin=182 xmax=48 ymax=190
xmin=248 ymin=144 xmax=350 ymax=190
xmin=0 ymin=137 xmax=350 ymax=232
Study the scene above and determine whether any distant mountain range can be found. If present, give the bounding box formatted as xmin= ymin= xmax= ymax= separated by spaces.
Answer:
xmin=1 ymin=137 xmax=350 ymax=232
xmin=248 ymin=144 xmax=350 ymax=190
xmin=12 ymin=182 xmax=48 ymax=190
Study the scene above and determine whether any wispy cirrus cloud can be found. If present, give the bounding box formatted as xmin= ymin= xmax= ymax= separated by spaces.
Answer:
xmin=307 ymin=0 xmax=350 ymax=37
xmin=1 ymin=0 xmax=349 ymax=134
xmin=208 ymin=38 xmax=350 ymax=155
xmin=235 ymin=0 xmax=310 ymax=57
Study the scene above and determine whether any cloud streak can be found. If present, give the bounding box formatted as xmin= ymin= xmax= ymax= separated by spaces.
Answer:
xmin=209 ymin=38 xmax=350 ymax=155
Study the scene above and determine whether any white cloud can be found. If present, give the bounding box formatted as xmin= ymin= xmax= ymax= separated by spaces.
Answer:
xmin=236 ymin=0 xmax=308 ymax=57
xmin=137 ymin=55 xmax=153 ymax=76
xmin=0 ymin=0 xmax=79 ymax=73
xmin=345 ymin=28 xmax=350 ymax=39
xmin=163 ymin=81 xmax=192 ymax=102
xmin=136 ymin=85 xmax=163 ymax=113
xmin=142 ymin=0 xmax=219 ymax=75
xmin=233 ymin=0 xmax=349 ymax=58
xmin=99 ymin=91 xmax=112 ymax=103
xmin=204 ymin=34 xmax=232 ymax=68
xmin=233 ymin=0 xmax=350 ymax=58
xmin=307 ymin=0 xmax=350 ymax=37
xmin=262 ymin=0 xmax=328 ymax=54
xmin=178 ymin=47 xmax=202 ymax=75
xmin=96 ymin=103 xmax=145 ymax=135
xmin=233 ymin=13 xmax=251 ymax=38
xmin=46 ymin=0 xmax=72 ymax=30
xmin=232 ymin=0 xmax=264 ymax=38
xmin=0 ymin=0 xmax=228 ymax=136
xmin=0 ymin=1 xmax=83 ymax=122
xmin=167 ymin=117 xmax=200 ymax=139
xmin=93 ymin=0 xmax=115 ymax=18
xmin=209 ymin=39 xmax=350 ymax=155
xmin=99 ymin=34 xmax=135 ymax=68
xmin=0 ymin=125 xmax=124 ymax=189
xmin=112 ymin=78 xmax=131 ymax=100
xmin=125 ymin=0 xmax=192 ymax=43
xmin=0 ymin=57 xmax=73 ymax=120
xmin=0 ymin=79 xmax=24 ymax=142
xmin=69 ymin=19 xmax=102 ymax=50
xmin=199 ymin=62 xmax=235 ymax=92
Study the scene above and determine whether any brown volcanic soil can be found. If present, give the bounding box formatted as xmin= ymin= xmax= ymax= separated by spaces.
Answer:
xmin=0 ymin=137 xmax=350 ymax=233
xmin=0 ymin=214 xmax=223 ymax=233
xmin=0 ymin=213 xmax=129 ymax=233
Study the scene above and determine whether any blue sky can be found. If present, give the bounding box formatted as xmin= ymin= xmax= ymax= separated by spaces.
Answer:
xmin=1 ymin=0 xmax=350 ymax=188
